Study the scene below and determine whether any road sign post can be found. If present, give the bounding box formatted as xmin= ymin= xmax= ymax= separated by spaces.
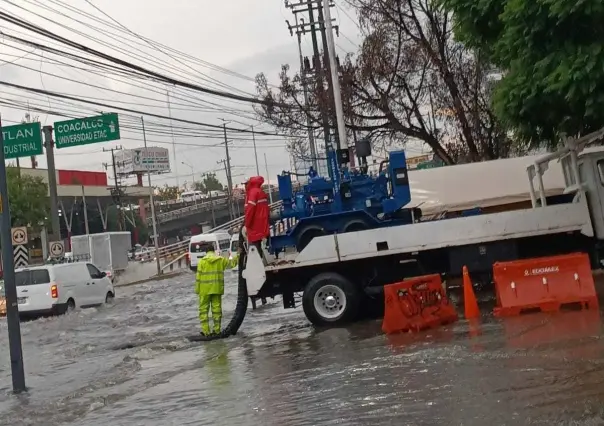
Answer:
xmin=54 ymin=113 xmax=120 ymax=149
xmin=11 ymin=227 xmax=27 ymax=246
xmin=0 ymin=116 xmax=27 ymax=393
xmin=11 ymin=227 xmax=29 ymax=269
xmin=49 ymin=241 xmax=64 ymax=258
xmin=2 ymin=122 xmax=43 ymax=159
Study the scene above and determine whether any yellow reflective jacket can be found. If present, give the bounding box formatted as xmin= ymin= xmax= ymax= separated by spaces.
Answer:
xmin=195 ymin=251 xmax=239 ymax=296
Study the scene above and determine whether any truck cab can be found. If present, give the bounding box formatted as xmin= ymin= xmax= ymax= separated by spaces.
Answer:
xmin=564 ymin=147 xmax=604 ymax=241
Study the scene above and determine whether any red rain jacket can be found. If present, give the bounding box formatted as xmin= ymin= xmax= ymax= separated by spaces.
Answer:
xmin=244 ymin=176 xmax=270 ymax=243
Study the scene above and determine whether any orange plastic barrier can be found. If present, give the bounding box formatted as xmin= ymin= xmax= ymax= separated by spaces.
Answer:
xmin=382 ymin=274 xmax=458 ymax=334
xmin=493 ymin=252 xmax=598 ymax=317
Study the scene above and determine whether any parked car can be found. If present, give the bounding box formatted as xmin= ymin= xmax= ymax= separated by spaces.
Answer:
xmin=15 ymin=263 xmax=115 ymax=318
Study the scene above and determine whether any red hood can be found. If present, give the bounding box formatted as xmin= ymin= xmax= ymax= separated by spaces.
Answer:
xmin=247 ymin=176 xmax=264 ymax=190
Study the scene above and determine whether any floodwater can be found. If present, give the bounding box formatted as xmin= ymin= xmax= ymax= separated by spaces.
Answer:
xmin=0 ymin=274 xmax=604 ymax=425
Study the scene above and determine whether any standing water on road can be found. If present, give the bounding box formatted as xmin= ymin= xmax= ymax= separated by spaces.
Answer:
xmin=0 ymin=273 xmax=604 ymax=425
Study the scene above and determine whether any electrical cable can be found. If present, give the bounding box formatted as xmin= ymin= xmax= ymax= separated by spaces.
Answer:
xmin=0 ymin=9 xmax=296 ymax=109
xmin=0 ymin=80 xmax=291 ymax=137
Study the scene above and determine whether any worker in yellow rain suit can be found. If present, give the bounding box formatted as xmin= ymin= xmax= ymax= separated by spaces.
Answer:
xmin=195 ymin=247 xmax=239 ymax=336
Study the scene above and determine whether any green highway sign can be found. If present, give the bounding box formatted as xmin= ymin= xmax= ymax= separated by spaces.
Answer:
xmin=54 ymin=113 xmax=120 ymax=149
xmin=2 ymin=122 xmax=43 ymax=159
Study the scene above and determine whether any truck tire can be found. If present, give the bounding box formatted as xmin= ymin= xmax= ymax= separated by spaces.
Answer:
xmin=302 ymin=272 xmax=360 ymax=326
xmin=296 ymin=226 xmax=326 ymax=252
xmin=342 ymin=219 xmax=369 ymax=233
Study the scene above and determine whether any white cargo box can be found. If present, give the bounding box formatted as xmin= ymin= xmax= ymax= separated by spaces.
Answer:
xmin=70 ymin=232 xmax=132 ymax=272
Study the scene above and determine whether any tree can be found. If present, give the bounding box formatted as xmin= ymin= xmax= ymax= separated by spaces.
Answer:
xmin=202 ymin=173 xmax=224 ymax=192
xmin=255 ymin=0 xmax=514 ymax=164
xmin=155 ymin=184 xmax=181 ymax=201
xmin=6 ymin=165 xmax=49 ymax=229
xmin=440 ymin=0 xmax=604 ymax=148
xmin=193 ymin=181 xmax=205 ymax=192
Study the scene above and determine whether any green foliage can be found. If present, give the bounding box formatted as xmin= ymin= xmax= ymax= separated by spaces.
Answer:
xmin=155 ymin=184 xmax=180 ymax=201
xmin=202 ymin=173 xmax=223 ymax=192
xmin=193 ymin=181 xmax=205 ymax=192
xmin=6 ymin=165 xmax=49 ymax=229
xmin=441 ymin=0 xmax=604 ymax=147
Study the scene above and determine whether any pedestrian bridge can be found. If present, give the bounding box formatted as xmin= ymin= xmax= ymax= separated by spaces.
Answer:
xmin=149 ymin=190 xmax=281 ymax=233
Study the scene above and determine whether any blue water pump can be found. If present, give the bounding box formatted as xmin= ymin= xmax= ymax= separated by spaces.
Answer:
xmin=270 ymin=137 xmax=421 ymax=253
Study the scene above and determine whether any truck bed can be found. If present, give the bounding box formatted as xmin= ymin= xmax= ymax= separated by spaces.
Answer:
xmin=265 ymin=196 xmax=593 ymax=271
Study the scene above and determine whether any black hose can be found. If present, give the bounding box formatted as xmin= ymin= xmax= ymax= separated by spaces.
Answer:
xmin=189 ymin=231 xmax=249 ymax=342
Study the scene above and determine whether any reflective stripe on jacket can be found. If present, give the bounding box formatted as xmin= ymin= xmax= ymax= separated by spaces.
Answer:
xmin=195 ymin=251 xmax=239 ymax=296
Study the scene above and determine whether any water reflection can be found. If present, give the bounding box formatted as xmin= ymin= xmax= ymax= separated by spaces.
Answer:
xmin=0 ymin=274 xmax=604 ymax=425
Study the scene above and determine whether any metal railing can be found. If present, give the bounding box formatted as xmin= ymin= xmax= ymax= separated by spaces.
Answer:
xmin=140 ymin=200 xmax=285 ymax=262
xmin=147 ymin=190 xmax=280 ymax=226
xmin=148 ymin=198 xmax=230 ymax=226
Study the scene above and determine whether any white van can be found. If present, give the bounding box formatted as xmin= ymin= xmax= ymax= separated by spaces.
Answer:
xmin=15 ymin=263 xmax=115 ymax=317
xmin=181 ymin=191 xmax=205 ymax=203
xmin=188 ymin=232 xmax=231 ymax=272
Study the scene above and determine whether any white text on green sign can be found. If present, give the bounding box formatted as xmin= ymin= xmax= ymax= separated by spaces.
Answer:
xmin=54 ymin=113 xmax=120 ymax=149
xmin=2 ymin=122 xmax=43 ymax=159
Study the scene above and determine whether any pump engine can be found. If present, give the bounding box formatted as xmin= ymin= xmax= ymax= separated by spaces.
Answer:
xmin=270 ymin=138 xmax=421 ymax=254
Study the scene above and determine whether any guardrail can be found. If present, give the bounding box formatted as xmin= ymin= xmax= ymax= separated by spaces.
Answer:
xmin=148 ymin=190 xmax=280 ymax=226
xmin=141 ymin=200 xmax=285 ymax=262
xmin=148 ymin=198 xmax=230 ymax=226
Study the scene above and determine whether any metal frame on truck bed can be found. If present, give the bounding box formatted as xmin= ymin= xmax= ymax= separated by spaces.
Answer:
xmin=243 ymin=128 xmax=604 ymax=327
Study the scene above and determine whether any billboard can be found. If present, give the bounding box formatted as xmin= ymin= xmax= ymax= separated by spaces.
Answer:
xmin=115 ymin=147 xmax=171 ymax=175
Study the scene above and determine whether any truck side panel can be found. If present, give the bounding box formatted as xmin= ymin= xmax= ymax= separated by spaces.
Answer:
xmin=272 ymin=195 xmax=593 ymax=270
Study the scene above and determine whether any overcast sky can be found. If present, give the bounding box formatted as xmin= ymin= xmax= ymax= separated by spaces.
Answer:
xmin=0 ymin=0 xmax=363 ymax=189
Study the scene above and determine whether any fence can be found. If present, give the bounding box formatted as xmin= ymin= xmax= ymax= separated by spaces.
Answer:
xmin=140 ymin=200 xmax=285 ymax=263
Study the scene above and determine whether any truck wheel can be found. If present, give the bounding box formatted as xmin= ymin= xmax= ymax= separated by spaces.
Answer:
xmin=302 ymin=272 xmax=360 ymax=326
xmin=297 ymin=226 xmax=326 ymax=252
xmin=342 ymin=219 xmax=369 ymax=233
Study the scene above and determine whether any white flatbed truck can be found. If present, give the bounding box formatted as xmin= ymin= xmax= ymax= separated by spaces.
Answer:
xmin=243 ymin=128 xmax=604 ymax=326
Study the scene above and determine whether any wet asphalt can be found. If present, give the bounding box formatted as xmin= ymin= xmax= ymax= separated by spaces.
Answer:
xmin=0 ymin=273 xmax=604 ymax=425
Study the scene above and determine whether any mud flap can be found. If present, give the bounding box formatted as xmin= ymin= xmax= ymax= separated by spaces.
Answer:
xmin=242 ymin=245 xmax=265 ymax=297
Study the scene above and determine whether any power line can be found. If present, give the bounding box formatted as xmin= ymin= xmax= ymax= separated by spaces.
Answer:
xmin=47 ymin=0 xmax=275 ymax=87
xmin=9 ymin=0 xmax=251 ymax=96
xmin=0 ymin=9 xmax=295 ymax=109
xmin=80 ymin=0 xmax=255 ymax=97
xmin=0 ymin=79 xmax=291 ymax=137
xmin=0 ymin=35 xmax=269 ymax=120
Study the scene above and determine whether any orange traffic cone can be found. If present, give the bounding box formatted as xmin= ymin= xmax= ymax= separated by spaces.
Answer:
xmin=463 ymin=266 xmax=480 ymax=319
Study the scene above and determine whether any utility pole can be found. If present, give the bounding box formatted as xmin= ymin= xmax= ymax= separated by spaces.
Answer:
xmin=42 ymin=126 xmax=61 ymax=242
xmin=292 ymin=13 xmax=318 ymax=170
xmin=103 ymin=146 xmax=125 ymax=231
xmin=251 ymin=126 xmax=260 ymax=176
xmin=220 ymin=120 xmax=234 ymax=219
xmin=166 ymin=90 xmax=179 ymax=188
xmin=217 ymin=158 xmax=233 ymax=220
xmin=285 ymin=0 xmax=341 ymax=172
xmin=203 ymin=172 xmax=217 ymax=227
xmin=142 ymin=117 xmax=162 ymax=277
xmin=81 ymin=185 xmax=90 ymax=235
xmin=0 ymin=116 xmax=27 ymax=393
xmin=321 ymin=0 xmax=348 ymax=153
xmin=264 ymin=153 xmax=274 ymax=204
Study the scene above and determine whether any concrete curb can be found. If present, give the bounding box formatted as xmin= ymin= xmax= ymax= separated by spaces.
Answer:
xmin=115 ymin=270 xmax=189 ymax=288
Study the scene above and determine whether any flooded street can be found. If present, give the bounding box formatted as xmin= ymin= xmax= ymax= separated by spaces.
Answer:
xmin=0 ymin=274 xmax=604 ymax=425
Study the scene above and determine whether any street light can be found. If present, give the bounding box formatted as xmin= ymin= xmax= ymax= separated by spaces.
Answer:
xmin=181 ymin=161 xmax=197 ymax=206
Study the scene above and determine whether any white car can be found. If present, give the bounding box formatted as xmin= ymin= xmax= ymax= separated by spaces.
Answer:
xmin=15 ymin=263 xmax=115 ymax=317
